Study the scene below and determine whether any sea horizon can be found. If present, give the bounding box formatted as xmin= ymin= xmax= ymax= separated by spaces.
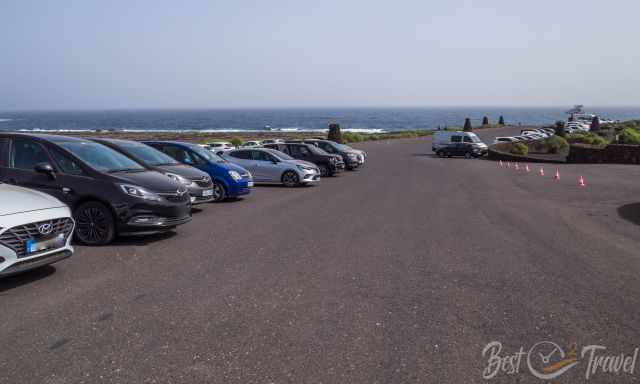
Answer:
xmin=1 ymin=106 xmax=640 ymax=134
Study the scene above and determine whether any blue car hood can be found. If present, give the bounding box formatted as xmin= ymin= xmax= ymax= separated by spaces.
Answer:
xmin=215 ymin=161 xmax=249 ymax=174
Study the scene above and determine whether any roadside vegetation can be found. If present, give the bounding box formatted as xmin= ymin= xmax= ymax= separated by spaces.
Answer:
xmin=566 ymin=132 xmax=608 ymax=146
xmin=510 ymin=142 xmax=528 ymax=156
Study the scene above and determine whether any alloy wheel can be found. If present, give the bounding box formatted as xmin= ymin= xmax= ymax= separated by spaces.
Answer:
xmin=282 ymin=171 xmax=299 ymax=187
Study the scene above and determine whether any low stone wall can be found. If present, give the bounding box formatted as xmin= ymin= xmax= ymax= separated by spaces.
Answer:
xmin=488 ymin=143 xmax=566 ymax=163
xmin=568 ymin=144 xmax=640 ymax=164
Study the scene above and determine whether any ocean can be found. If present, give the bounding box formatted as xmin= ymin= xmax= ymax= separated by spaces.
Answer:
xmin=0 ymin=107 xmax=639 ymax=134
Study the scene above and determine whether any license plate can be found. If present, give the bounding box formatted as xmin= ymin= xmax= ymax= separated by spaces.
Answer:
xmin=202 ymin=189 xmax=213 ymax=197
xmin=25 ymin=234 xmax=65 ymax=255
xmin=248 ymin=181 xmax=254 ymax=187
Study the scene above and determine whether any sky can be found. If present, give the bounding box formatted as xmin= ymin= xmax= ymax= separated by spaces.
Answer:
xmin=1 ymin=0 xmax=639 ymax=110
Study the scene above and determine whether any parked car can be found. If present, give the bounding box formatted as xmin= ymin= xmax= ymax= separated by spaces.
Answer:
xmin=436 ymin=143 xmax=483 ymax=158
xmin=262 ymin=142 xmax=344 ymax=176
xmin=240 ymin=140 xmax=262 ymax=148
xmin=0 ymin=183 xmax=75 ymax=277
xmin=289 ymin=139 xmax=361 ymax=170
xmin=143 ymin=141 xmax=253 ymax=202
xmin=433 ymin=131 xmax=488 ymax=155
xmin=206 ymin=141 xmax=235 ymax=154
xmin=0 ymin=134 xmax=192 ymax=245
xmin=223 ymin=148 xmax=320 ymax=187
xmin=493 ymin=137 xmax=519 ymax=144
xmin=92 ymin=139 xmax=214 ymax=205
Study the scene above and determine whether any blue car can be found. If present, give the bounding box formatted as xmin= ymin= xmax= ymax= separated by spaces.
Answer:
xmin=143 ymin=141 xmax=253 ymax=202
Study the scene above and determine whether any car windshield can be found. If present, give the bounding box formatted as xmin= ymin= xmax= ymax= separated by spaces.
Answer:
xmin=309 ymin=145 xmax=329 ymax=155
xmin=190 ymin=144 xmax=227 ymax=163
xmin=467 ymin=133 xmax=482 ymax=143
xmin=270 ymin=150 xmax=294 ymax=161
xmin=59 ymin=141 xmax=146 ymax=173
xmin=119 ymin=142 xmax=179 ymax=166
xmin=334 ymin=143 xmax=352 ymax=151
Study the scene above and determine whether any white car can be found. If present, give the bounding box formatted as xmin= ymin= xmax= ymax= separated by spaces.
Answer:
xmin=241 ymin=140 xmax=262 ymax=148
xmin=261 ymin=139 xmax=285 ymax=145
xmin=0 ymin=184 xmax=75 ymax=277
xmin=493 ymin=137 xmax=519 ymax=144
xmin=207 ymin=141 xmax=235 ymax=153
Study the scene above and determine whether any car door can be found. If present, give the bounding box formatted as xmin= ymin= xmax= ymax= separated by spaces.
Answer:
xmin=289 ymin=144 xmax=312 ymax=162
xmin=1 ymin=137 xmax=68 ymax=200
xmin=249 ymin=150 xmax=277 ymax=182
xmin=47 ymin=146 xmax=96 ymax=207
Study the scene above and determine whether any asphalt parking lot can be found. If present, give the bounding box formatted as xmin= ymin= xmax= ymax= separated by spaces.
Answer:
xmin=2 ymin=126 xmax=640 ymax=383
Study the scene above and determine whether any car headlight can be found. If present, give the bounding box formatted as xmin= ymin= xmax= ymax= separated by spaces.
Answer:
xmin=119 ymin=184 xmax=161 ymax=201
xmin=228 ymin=170 xmax=242 ymax=181
xmin=297 ymin=164 xmax=314 ymax=171
xmin=347 ymin=153 xmax=358 ymax=159
xmin=165 ymin=173 xmax=195 ymax=187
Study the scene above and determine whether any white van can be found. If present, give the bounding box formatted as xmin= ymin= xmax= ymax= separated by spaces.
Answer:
xmin=0 ymin=184 xmax=75 ymax=277
xmin=432 ymin=131 xmax=488 ymax=154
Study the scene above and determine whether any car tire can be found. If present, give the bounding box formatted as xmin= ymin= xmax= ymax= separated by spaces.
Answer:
xmin=318 ymin=164 xmax=330 ymax=177
xmin=282 ymin=171 xmax=300 ymax=187
xmin=74 ymin=201 xmax=116 ymax=245
xmin=211 ymin=181 xmax=227 ymax=202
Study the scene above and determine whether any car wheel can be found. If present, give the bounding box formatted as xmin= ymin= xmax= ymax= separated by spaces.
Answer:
xmin=318 ymin=164 xmax=330 ymax=177
xmin=282 ymin=171 xmax=300 ymax=187
xmin=465 ymin=152 xmax=472 ymax=159
xmin=436 ymin=151 xmax=443 ymax=157
xmin=74 ymin=201 xmax=115 ymax=245
xmin=212 ymin=181 xmax=226 ymax=202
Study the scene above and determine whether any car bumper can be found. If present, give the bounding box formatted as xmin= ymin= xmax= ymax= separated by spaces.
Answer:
xmin=227 ymin=178 xmax=253 ymax=197
xmin=114 ymin=200 xmax=192 ymax=235
xmin=0 ymin=246 xmax=73 ymax=277
xmin=187 ymin=185 xmax=214 ymax=205
xmin=300 ymin=170 xmax=321 ymax=184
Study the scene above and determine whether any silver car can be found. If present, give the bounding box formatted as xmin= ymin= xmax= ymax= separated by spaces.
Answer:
xmin=223 ymin=148 xmax=320 ymax=187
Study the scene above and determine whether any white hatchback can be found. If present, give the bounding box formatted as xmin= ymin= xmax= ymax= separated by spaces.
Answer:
xmin=0 ymin=184 xmax=75 ymax=277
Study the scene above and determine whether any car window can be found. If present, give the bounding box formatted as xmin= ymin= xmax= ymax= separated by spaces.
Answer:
xmin=162 ymin=145 xmax=203 ymax=165
xmin=9 ymin=138 xmax=52 ymax=170
xmin=49 ymin=147 xmax=85 ymax=175
xmin=463 ymin=136 xmax=472 ymax=143
xmin=451 ymin=136 xmax=462 ymax=143
xmin=290 ymin=145 xmax=311 ymax=156
xmin=119 ymin=142 xmax=179 ymax=166
xmin=250 ymin=150 xmax=272 ymax=162
xmin=58 ymin=141 xmax=145 ymax=173
xmin=229 ymin=150 xmax=250 ymax=159
xmin=317 ymin=142 xmax=334 ymax=153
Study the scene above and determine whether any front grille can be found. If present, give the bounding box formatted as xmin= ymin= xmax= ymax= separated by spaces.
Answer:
xmin=191 ymin=176 xmax=212 ymax=188
xmin=0 ymin=218 xmax=74 ymax=259
xmin=158 ymin=189 xmax=190 ymax=203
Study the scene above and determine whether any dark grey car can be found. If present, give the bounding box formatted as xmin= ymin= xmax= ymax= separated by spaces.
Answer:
xmin=93 ymin=139 xmax=215 ymax=205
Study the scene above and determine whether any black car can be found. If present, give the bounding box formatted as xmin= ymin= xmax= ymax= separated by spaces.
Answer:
xmin=436 ymin=143 xmax=482 ymax=158
xmin=0 ymin=134 xmax=192 ymax=245
xmin=262 ymin=142 xmax=345 ymax=176
xmin=92 ymin=138 xmax=215 ymax=205
xmin=287 ymin=139 xmax=360 ymax=170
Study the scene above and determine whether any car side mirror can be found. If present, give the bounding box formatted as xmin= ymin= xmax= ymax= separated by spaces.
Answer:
xmin=183 ymin=158 xmax=193 ymax=164
xmin=34 ymin=162 xmax=56 ymax=179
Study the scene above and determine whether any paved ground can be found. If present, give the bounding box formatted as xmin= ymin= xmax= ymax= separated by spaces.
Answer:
xmin=2 ymin=126 xmax=640 ymax=383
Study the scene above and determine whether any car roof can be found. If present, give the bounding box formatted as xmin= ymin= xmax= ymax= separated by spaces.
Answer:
xmin=0 ymin=132 xmax=90 ymax=143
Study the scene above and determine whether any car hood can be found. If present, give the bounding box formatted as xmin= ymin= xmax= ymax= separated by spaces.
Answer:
xmin=110 ymin=170 xmax=184 ymax=193
xmin=156 ymin=164 xmax=210 ymax=180
xmin=287 ymin=159 xmax=318 ymax=168
xmin=0 ymin=184 xmax=66 ymax=216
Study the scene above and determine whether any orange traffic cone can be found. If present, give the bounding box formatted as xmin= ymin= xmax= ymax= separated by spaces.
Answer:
xmin=525 ymin=164 xmax=530 ymax=173
xmin=579 ymin=176 xmax=585 ymax=187
xmin=554 ymin=169 xmax=560 ymax=181
xmin=539 ymin=167 xmax=544 ymax=176
xmin=507 ymin=161 xmax=511 ymax=168
xmin=515 ymin=163 xmax=520 ymax=171
xmin=499 ymin=160 xmax=503 ymax=167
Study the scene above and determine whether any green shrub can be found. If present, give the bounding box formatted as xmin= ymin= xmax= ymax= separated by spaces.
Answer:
xmin=510 ymin=142 xmax=529 ymax=156
xmin=566 ymin=132 xmax=608 ymax=146
xmin=544 ymin=135 xmax=569 ymax=154
xmin=620 ymin=127 xmax=640 ymax=145
xmin=229 ymin=136 xmax=243 ymax=147
xmin=342 ymin=132 xmax=365 ymax=143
